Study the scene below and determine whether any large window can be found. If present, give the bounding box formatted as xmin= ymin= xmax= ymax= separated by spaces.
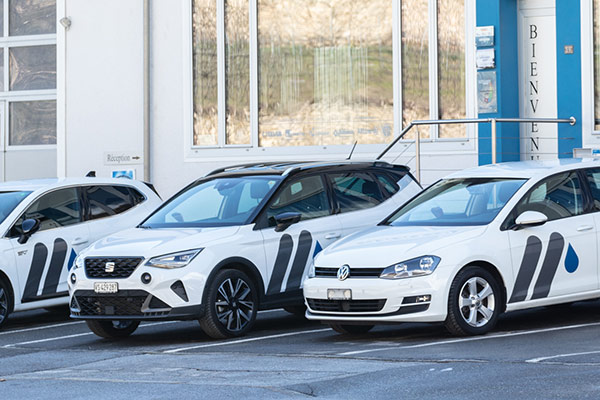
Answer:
xmin=595 ymin=0 xmax=600 ymax=131
xmin=191 ymin=0 xmax=470 ymax=148
xmin=0 ymin=0 xmax=57 ymax=146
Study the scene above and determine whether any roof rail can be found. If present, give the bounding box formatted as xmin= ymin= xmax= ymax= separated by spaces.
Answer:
xmin=206 ymin=162 xmax=269 ymax=176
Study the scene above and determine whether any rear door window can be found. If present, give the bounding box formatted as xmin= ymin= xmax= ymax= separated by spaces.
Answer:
xmin=328 ymin=172 xmax=384 ymax=213
xmin=85 ymin=186 xmax=144 ymax=220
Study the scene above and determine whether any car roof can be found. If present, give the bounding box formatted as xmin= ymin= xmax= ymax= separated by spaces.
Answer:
xmin=0 ymin=177 xmax=148 ymax=192
xmin=445 ymin=158 xmax=600 ymax=180
xmin=206 ymin=160 xmax=409 ymax=178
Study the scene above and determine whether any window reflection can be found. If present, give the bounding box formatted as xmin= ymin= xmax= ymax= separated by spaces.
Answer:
xmin=225 ymin=0 xmax=250 ymax=145
xmin=258 ymin=0 xmax=394 ymax=147
xmin=595 ymin=0 xmax=600 ymax=130
xmin=192 ymin=0 xmax=218 ymax=146
xmin=9 ymin=100 xmax=56 ymax=145
xmin=401 ymin=0 xmax=428 ymax=140
xmin=437 ymin=0 xmax=465 ymax=138
xmin=9 ymin=0 xmax=55 ymax=36
xmin=10 ymin=45 xmax=56 ymax=90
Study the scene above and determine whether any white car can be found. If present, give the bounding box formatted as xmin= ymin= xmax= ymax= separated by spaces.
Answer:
xmin=304 ymin=159 xmax=600 ymax=336
xmin=68 ymin=161 xmax=421 ymax=339
xmin=0 ymin=178 xmax=162 ymax=328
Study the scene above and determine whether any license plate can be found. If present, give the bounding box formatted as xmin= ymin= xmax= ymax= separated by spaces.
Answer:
xmin=327 ymin=289 xmax=352 ymax=300
xmin=94 ymin=282 xmax=118 ymax=294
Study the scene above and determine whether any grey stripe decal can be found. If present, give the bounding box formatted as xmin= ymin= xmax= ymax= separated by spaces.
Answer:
xmin=21 ymin=243 xmax=48 ymax=303
xmin=508 ymin=235 xmax=542 ymax=303
xmin=285 ymin=230 xmax=313 ymax=291
xmin=42 ymin=238 xmax=68 ymax=295
xmin=531 ymin=232 xmax=565 ymax=300
xmin=266 ymin=234 xmax=293 ymax=295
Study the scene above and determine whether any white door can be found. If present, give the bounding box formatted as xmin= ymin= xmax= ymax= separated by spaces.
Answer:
xmin=10 ymin=187 xmax=90 ymax=303
xmin=507 ymin=171 xmax=597 ymax=304
xmin=260 ymin=174 xmax=342 ymax=298
xmin=518 ymin=0 xmax=557 ymax=160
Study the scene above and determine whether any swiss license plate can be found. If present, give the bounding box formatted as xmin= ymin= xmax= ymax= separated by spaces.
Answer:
xmin=94 ymin=282 xmax=118 ymax=294
xmin=327 ymin=288 xmax=352 ymax=300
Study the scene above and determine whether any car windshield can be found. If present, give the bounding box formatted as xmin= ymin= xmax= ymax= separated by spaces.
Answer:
xmin=141 ymin=176 xmax=280 ymax=228
xmin=386 ymin=178 xmax=526 ymax=226
xmin=0 ymin=191 xmax=31 ymax=224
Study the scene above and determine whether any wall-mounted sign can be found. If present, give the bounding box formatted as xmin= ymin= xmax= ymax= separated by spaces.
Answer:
xmin=476 ymin=48 xmax=495 ymax=69
xmin=112 ymin=169 xmax=135 ymax=179
xmin=477 ymin=71 xmax=497 ymax=114
xmin=104 ymin=151 xmax=143 ymax=165
xmin=475 ymin=26 xmax=494 ymax=47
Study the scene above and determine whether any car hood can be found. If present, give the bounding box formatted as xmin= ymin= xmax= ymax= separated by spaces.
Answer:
xmin=83 ymin=226 xmax=241 ymax=257
xmin=316 ymin=224 xmax=489 ymax=268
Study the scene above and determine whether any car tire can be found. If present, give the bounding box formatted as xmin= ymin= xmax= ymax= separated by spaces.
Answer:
xmin=0 ymin=278 xmax=11 ymax=329
xmin=199 ymin=269 xmax=258 ymax=339
xmin=328 ymin=323 xmax=374 ymax=334
xmin=283 ymin=305 xmax=307 ymax=317
xmin=85 ymin=320 xmax=140 ymax=339
xmin=445 ymin=266 xmax=502 ymax=336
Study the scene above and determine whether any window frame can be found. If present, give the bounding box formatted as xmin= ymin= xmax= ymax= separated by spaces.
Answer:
xmin=582 ymin=0 xmax=600 ymax=140
xmin=184 ymin=0 xmax=477 ymax=161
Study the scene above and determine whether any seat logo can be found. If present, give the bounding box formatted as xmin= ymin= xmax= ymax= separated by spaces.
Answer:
xmin=105 ymin=262 xmax=115 ymax=273
xmin=337 ymin=265 xmax=350 ymax=281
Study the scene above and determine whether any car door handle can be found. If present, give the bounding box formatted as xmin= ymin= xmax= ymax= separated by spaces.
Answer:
xmin=72 ymin=237 xmax=89 ymax=246
xmin=577 ymin=225 xmax=594 ymax=232
xmin=325 ymin=233 xmax=341 ymax=240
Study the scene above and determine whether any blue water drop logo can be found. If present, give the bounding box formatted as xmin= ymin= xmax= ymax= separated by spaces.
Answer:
xmin=313 ymin=241 xmax=323 ymax=257
xmin=564 ymin=243 xmax=579 ymax=273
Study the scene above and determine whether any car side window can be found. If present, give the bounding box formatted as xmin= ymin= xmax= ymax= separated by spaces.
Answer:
xmin=584 ymin=168 xmax=600 ymax=211
xmin=86 ymin=185 xmax=143 ymax=220
xmin=514 ymin=172 xmax=583 ymax=222
xmin=12 ymin=188 xmax=82 ymax=235
xmin=266 ymin=175 xmax=330 ymax=226
xmin=329 ymin=172 xmax=384 ymax=213
xmin=374 ymin=172 xmax=399 ymax=196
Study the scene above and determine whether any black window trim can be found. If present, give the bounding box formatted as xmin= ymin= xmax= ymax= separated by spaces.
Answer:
xmin=500 ymin=168 xmax=593 ymax=231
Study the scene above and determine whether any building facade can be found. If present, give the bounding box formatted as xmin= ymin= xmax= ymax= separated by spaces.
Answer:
xmin=5 ymin=0 xmax=598 ymax=198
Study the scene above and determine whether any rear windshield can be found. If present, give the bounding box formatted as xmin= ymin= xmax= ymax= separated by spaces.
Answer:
xmin=0 ymin=191 xmax=31 ymax=224
xmin=141 ymin=176 xmax=279 ymax=228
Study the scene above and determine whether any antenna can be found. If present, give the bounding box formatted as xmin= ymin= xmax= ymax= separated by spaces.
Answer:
xmin=346 ymin=141 xmax=358 ymax=160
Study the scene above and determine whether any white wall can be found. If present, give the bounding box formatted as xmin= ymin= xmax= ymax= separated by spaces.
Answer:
xmin=61 ymin=0 xmax=144 ymax=180
xmin=61 ymin=0 xmax=478 ymax=199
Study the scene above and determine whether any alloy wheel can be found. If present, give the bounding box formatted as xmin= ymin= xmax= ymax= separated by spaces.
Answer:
xmin=0 ymin=288 xmax=7 ymax=325
xmin=458 ymin=276 xmax=496 ymax=328
xmin=215 ymin=277 xmax=254 ymax=332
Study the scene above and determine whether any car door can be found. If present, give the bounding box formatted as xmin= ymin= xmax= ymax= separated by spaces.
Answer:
xmin=579 ymin=167 xmax=600 ymax=289
xmin=9 ymin=187 xmax=90 ymax=303
xmin=506 ymin=171 xmax=597 ymax=303
xmin=327 ymin=171 xmax=401 ymax=237
xmin=259 ymin=174 xmax=342 ymax=298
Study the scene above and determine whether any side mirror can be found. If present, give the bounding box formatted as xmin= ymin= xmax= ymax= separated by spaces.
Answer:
xmin=513 ymin=211 xmax=548 ymax=230
xmin=18 ymin=218 xmax=40 ymax=244
xmin=274 ymin=212 xmax=302 ymax=232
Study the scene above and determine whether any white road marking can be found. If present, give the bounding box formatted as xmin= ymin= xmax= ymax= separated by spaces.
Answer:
xmin=1 ymin=321 xmax=177 ymax=348
xmin=440 ymin=368 xmax=453 ymax=372
xmin=338 ymin=321 xmax=600 ymax=356
xmin=0 ymin=321 xmax=84 ymax=336
xmin=526 ymin=350 xmax=600 ymax=364
xmin=164 ymin=328 xmax=330 ymax=354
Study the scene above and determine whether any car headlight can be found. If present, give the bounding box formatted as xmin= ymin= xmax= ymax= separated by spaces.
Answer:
xmin=307 ymin=262 xmax=316 ymax=279
xmin=73 ymin=255 xmax=85 ymax=270
xmin=379 ymin=256 xmax=440 ymax=280
xmin=145 ymin=249 xmax=203 ymax=269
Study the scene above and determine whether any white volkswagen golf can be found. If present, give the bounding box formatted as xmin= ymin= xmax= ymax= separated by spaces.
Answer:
xmin=0 ymin=178 xmax=162 ymax=328
xmin=68 ymin=161 xmax=420 ymax=339
xmin=304 ymin=159 xmax=600 ymax=336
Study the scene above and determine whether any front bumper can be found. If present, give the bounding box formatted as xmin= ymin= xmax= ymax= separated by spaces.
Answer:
xmin=303 ymin=274 xmax=448 ymax=323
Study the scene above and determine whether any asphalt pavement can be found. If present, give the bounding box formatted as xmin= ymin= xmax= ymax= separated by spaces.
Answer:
xmin=1 ymin=300 xmax=600 ymax=399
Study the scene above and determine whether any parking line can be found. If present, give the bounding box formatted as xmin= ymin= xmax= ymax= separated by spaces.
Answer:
xmin=526 ymin=350 xmax=600 ymax=364
xmin=2 ymin=321 xmax=177 ymax=348
xmin=0 ymin=321 xmax=85 ymax=336
xmin=338 ymin=321 xmax=600 ymax=356
xmin=164 ymin=328 xmax=330 ymax=354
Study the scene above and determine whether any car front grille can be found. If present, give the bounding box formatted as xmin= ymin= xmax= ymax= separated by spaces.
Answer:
xmin=70 ymin=290 xmax=170 ymax=317
xmin=314 ymin=267 xmax=384 ymax=278
xmin=307 ymin=298 xmax=386 ymax=312
xmin=85 ymin=257 xmax=143 ymax=279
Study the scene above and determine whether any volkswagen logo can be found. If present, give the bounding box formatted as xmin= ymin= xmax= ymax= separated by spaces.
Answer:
xmin=105 ymin=262 xmax=115 ymax=273
xmin=337 ymin=264 xmax=350 ymax=281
